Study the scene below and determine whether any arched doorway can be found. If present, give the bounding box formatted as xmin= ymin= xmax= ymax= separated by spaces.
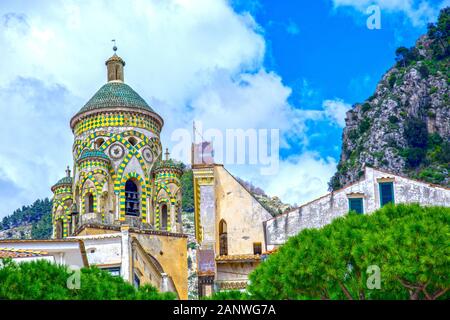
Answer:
xmin=161 ymin=204 xmax=168 ymax=230
xmin=125 ymin=179 xmax=140 ymax=216
xmin=219 ymin=219 xmax=228 ymax=256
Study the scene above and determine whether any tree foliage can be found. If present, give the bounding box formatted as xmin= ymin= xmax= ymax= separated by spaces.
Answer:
xmin=395 ymin=46 xmax=419 ymax=68
xmin=30 ymin=208 xmax=53 ymax=239
xmin=207 ymin=290 xmax=252 ymax=300
xmin=404 ymin=117 xmax=428 ymax=148
xmin=427 ymin=7 xmax=450 ymax=59
xmin=246 ymin=204 xmax=449 ymax=300
xmin=181 ymin=168 xmax=194 ymax=213
xmin=0 ymin=259 xmax=175 ymax=300
xmin=0 ymin=198 xmax=52 ymax=231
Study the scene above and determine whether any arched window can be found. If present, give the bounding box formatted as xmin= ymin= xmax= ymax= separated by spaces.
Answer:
xmin=161 ymin=204 xmax=168 ymax=230
xmin=85 ymin=193 xmax=94 ymax=213
xmin=128 ymin=137 xmax=138 ymax=146
xmin=125 ymin=179 xmax=140 ymax=216
xmin=219 ymin=219 xmax=228 ymax=256
xmin=95 ymin=138 xmax=105 ymax=149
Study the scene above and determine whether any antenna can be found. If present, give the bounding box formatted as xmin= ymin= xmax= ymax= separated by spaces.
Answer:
xmin=192 ymin=120 xmax=207 ymax=144
xmin=165 ymin=148 xmax=170 ymax=161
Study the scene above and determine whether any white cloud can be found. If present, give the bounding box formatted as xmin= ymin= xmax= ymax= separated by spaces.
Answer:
xmin=323 ymin=99 xmax=352 ymax=127
xmin=0 ymin=0 xmax=338 ymax=217
xmin=229 ymin=152 xmax=337 ymax=206
xmin=332 ymin=0 xmax=448 ymax=26
xmin=0 ymin=77 xmax=78 ymax=217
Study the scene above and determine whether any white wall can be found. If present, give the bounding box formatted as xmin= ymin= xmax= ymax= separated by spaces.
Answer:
xmin=265 ymin=167 xmax=450 ymax=248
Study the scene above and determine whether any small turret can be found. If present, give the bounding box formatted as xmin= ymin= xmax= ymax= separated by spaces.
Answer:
xmin=105 ymin=41 xmax=125 ymax=82
xmin=51 ymin=166 xmax=74 ymax=239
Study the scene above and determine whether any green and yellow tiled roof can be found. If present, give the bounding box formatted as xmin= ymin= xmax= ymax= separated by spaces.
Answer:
xmin=75 ymin=82 xmax=154 ymax=116
xmin=154 ymin=159 xmax=184 ymax=174
xmin=78 ymin=149 xmax=109 ymax=161
xmin=52 ymin=176 xmax=73 ymax=189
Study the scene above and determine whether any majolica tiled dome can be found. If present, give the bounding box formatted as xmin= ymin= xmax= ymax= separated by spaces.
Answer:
xmin=154 ymin=159 xmax=184 ymax=173
xmin=76 ymin=82 xmax=154 ymax=116
xmin=78 ymin=149 xmax=109 ymax=161
xmin=51 ymin=176 xmax=73 ymax=190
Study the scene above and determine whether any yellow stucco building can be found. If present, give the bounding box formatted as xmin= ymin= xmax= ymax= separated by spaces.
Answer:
xmin=192 ymin=163 xmax=272 ymax=296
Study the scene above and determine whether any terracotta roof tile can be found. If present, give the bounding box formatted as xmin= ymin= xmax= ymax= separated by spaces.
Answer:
xmin=216 ymin=254 xmax=261 ymax=262
xmin=217 ymin=281 xmax=248 ymax=290
xmin=0 ymin=248 xmax=49 ymax=259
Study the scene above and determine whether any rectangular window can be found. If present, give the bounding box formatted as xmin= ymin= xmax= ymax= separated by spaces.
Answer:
xmin=253 ymin=242 xmax=262 ymax=255
xmin=348 ymin=198 xmax=364 ymax=214
xmin=379 ymin=182 xmax=394 ymax=207
xmin=134 ymin=273 xmax=140 ymax=288
xmin=101 ymin=266 xmax=121 ymax=277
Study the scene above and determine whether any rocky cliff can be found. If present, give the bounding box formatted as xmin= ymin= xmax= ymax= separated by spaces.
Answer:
xmin=329 ymin=8 xmax=449 ymax=190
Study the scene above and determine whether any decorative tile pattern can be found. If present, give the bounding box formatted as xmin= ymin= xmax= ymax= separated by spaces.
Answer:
xmin=75 ymin=82 xmax=155 ymax=115
xmin=98 ymin=134 xmax=151 ymax=195
xmin=74 ymin=112 xmax=161 ymax=136
xmin=78 ymin=149 xmax=109 ymax=161
xmin=53 ymin=186 xmax=72 ymax=196
xmin=78 ymin=159 xmax=110 ymax=170
xmin=53 ymin=196 xmax=72 ymax=238
xmin=74 ymin=130 xmax=161 ymax=158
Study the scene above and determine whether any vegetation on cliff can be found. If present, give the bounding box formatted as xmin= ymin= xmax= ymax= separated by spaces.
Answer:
xmin=0 ymin=198 xmax=52 ymax=239
xmin=329 ymin=8 xmax=449 ymax=190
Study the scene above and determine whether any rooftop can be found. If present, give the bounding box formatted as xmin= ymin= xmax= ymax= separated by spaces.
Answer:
xmin=216 ymin=254 xmax=261 ymax=263
xmin=51 ymin=176 xmax=73 ymax=190
xmin=75 ymin=82 xmax=154 ymax=116
xmin=154 ymin=159 xmax=184 ymax=173
xmin=0 ymin=248 xmax=49 ymax=259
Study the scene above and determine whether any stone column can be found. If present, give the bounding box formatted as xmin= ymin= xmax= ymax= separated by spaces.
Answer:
xmin=115 ymin=194 xmax=120 ymax=221
xmin=161 ymin=273 xmax=169 ymax=292
xmin=120 ymin=225 xmax=131 ymax=282
xmin=170 ymin=204 xmax=176 ymax=232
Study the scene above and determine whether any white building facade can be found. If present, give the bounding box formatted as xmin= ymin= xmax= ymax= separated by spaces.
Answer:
xmin=265 ymin=166 xmax=450 ymax=249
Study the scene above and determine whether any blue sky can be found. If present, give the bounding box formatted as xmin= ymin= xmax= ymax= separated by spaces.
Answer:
xmin=233 ymin=0 xmax=445 ymax=160
xmin=0 ymin=0 xmax=447 ymax=218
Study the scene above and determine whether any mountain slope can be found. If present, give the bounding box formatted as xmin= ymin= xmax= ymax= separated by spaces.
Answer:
xmin=329 ymin=8 xmax=450 ymax=190
xmin=0 ymin=198 xmax=52 ymax=239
